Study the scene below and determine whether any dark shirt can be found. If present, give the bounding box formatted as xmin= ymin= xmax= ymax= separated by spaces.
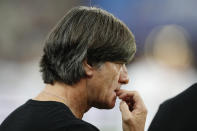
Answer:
xmin=0 ymin=100 xmax=99 ymax=131
xmin=148 ymin=83 xmax=197 ymax=131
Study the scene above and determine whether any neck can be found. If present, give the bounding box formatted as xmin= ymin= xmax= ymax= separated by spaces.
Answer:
xmin=34 ymin=80 xmax=90 ymax=119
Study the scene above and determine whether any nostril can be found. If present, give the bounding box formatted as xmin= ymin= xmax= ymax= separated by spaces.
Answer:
xmin=122 ymin=79 xmax=129 ymax=84
xmin=125 ymin=79 xmax=129 ymax=84
xmin=119 ymin=76 xmax=129 ymax=84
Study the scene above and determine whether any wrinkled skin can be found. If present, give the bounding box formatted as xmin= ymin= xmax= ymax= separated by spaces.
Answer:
xmin=117 ymin=89 xmax=147 ymax=131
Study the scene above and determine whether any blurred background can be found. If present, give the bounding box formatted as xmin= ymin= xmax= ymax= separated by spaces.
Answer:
xmin=0 ymin=0 xmax=197 ymax=131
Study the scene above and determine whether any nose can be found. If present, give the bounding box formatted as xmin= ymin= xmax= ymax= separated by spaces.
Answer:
xmin=118 ymin=64 xmax=129 ymax=84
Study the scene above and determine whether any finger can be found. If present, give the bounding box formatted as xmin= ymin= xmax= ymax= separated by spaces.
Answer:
xmin=115 ymin=89 xmax=128 ymax=96
xmin=119 ymin=101 xmax=131 ymax=121
xmin=131 ymin=92 xmax=146 ymax=108
xmin=118 ymin=92 xmax=132 ymax=100
xmin=131 ymin=93 xmax=147 ymax=114
xmin=118 ymin=94 xmax=135 ymax=111
xmin=117 ymin=90 xmax=136 ymax=100
xmin=118 ymin=90 xmax=146 ymax=111
xmin=118 ymin=90 xmax=142 ymax=104
xmin=116 ymin=89 xmax=145 ymax=106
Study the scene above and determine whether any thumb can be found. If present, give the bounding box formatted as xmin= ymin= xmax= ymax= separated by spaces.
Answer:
xmin=119 ymin=101 xmax=131 ymax=121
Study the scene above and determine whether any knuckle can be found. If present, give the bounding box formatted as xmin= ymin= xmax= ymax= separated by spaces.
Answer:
xmin=133 ymin=91 xmax=139 ymax=96
xmin=142 ymin=107 xmax=148 ymax=114
xmin=123 ymin=117 xmax=132 ymax=123
xmin=144 ymin=108 xmax=148 ymax=114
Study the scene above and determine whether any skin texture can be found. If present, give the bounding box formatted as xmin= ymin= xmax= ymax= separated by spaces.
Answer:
xmin=85 ymin=61 xmax=147 ymax=131
xmin=117 ymin=89 xmax=147 ymax=131
xmin=34 ymin=61 xmax=147 ymax=131
xmin=86 ymin=62 xmax=129 ymax=109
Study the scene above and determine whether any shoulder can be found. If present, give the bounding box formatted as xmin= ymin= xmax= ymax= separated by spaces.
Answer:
xmin=149 ymin=83 xmax=197 ymax=130
xmin=174 ymin=83 xmax=197 ymax=100
xmin=66 ymin=120 xmax=99 ymax=131
xmin=161 ymin=83 xmax=197 ymax=108
xmin=155 ymin=83 xmax=197 ymax=118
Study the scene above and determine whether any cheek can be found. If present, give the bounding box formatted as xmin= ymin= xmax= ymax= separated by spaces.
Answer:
xmin=110 ymin=73 xmax=120 ymax=86
xmin=107 ymin=75 xmax=120 ymax=95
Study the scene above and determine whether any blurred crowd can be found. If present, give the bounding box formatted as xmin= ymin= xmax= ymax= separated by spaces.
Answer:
xmin=0 ymin=0 xmax=197 ymax=131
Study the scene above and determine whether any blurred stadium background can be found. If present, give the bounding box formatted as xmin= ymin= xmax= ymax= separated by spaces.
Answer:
xmin=0 ymin=0 xmax=197 ymax=131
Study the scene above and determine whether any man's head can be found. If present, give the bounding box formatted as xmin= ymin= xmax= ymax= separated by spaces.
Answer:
xmin=40 ymin=6 xmax=136 ymax=86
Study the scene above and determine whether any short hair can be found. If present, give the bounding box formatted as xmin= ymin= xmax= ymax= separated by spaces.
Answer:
xmin=40 ymin=6 xmax=136 ymax=85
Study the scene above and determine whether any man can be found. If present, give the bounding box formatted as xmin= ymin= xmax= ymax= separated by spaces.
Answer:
xmin=148 ymin=83 xmax=197 ymax=131
xmin=0 ymin=6 xmax=147 ymax=131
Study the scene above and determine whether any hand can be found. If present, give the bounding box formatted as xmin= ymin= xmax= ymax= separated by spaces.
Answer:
xmin=116 ymin=89 xmax=147 ymax=131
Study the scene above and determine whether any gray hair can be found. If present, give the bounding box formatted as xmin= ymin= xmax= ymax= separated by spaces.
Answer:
xmin=40 ymin=6 xmax=136 ymax=85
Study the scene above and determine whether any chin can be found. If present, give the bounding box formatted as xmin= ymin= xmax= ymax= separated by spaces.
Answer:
xmin=103 ymin=98 xmax=117 ymax=109
xmin=107 ymin=103 xmax=116 ymax=109
xmin=110 ymin=97 xmax=117 ymax=108
xmin=94 ymin=100 xmax=116 ymax=109
xmin=92 ymin=95 xmax=117 ymax=109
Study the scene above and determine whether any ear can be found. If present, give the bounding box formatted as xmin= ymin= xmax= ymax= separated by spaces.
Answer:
xmin=83 ymin=60 xmax=93 ymax=77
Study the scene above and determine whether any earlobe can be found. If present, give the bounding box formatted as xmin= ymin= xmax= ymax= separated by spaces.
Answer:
xmin=83 ymin=60 xmax=93 ymax=77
